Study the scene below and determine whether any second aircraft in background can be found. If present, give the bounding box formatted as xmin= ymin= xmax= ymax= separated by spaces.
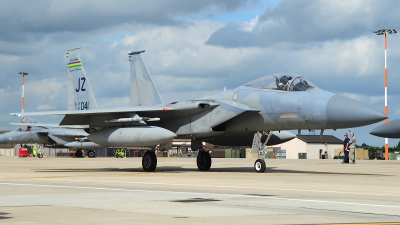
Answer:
xmin=0 ymin=48 xmax=100 ymax=157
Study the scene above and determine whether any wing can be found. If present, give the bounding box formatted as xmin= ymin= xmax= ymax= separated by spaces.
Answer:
xmin=11 ymin=101 xmax=221 ymax=127
xmin=10 ymin=123 xmax=88 ymax=129
xmin=209 ymin=99 xmax=260 ymax=130
xmin=37 ymin=128 xmax=89 ymax=137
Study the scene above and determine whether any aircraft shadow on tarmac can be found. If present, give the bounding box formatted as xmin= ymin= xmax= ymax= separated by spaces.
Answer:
xmin=33 ymin=166 xmax=390 ymax=176
xmin=0 ymin=212 xmax=12 ymax=220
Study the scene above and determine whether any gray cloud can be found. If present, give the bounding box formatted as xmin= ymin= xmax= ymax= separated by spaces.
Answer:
xmin=206 ymin=0 xmax=400 ymax=47
xmin=0 ymin=0 xmax=249 ymax=42
xmin=0 ymin=0 xmax=254 ymax=75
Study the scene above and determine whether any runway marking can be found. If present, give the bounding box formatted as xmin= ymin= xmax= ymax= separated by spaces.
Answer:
xmin=36 ymin=178 xmax=400 ymax=198
xmin=323 ymin=223 xmax=400 ymax=225
xmin=0 ymin=182 xmax=399 ymax=210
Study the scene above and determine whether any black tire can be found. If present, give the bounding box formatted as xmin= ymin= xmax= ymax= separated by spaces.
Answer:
xmin=87 ymin=150 xmax=95 ymax=158
xmin=75 ymin=149 xmax=83 ymax=158
xmin=142 ymin=151 xmax=157 ymax=172
xmin=197 ymin=151 xmax=212 ymax=171
xmin=254 ymin=159 xmax=266 ymax=173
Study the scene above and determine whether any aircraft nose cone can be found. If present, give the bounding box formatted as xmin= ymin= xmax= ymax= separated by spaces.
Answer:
xmin=370 ymin=119 xmax=400 ymax=138
xmin=326 ymin=95 xmax=387 ymax=128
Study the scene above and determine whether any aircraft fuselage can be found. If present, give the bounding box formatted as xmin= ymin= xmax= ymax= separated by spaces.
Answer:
xmin=155 ymin=85 xmax=384 ymax=140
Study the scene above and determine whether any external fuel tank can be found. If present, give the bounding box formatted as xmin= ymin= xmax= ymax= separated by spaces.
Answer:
xmin=88 ymin=126 xmax=176 ymax=147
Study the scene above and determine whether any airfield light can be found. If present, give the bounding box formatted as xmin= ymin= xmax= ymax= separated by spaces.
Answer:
xmin=18 ymin=71 xmax=29 ymax=130
xmin=18 ymin=71 xmax=29 ymax=114
xmin=373 ymin=27 xmax=397 ymax=160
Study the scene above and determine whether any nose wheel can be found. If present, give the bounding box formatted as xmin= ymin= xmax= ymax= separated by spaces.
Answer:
xmin=254 ymin=159 xmax=266 ymax=173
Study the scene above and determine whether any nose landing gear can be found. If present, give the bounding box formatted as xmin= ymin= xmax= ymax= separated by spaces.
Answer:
xmin=252 ymin=131 xmax=273 ymax=173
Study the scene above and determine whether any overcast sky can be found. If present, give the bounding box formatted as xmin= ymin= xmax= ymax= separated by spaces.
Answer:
xmin=1 ymin=0 xmax=400 ymax=147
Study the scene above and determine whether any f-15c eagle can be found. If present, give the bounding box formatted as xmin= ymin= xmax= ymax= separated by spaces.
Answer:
xmin=13 ymin=50 xmax=386 ymax=172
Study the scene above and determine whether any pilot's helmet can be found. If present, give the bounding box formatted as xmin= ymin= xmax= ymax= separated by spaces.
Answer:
xmin=287 ymin=76 xmax=292 ymax=80
xmin=277 ymin=82 xmax=284 ymax=89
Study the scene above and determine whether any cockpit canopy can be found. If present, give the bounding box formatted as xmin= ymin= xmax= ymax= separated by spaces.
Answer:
xmin=14 ymin=125 xmax=39 ymax=132
xmin=12 ymin=116 xmax=40 ymax=132
xmin=244 ymin=74 xmax=316 ymax=91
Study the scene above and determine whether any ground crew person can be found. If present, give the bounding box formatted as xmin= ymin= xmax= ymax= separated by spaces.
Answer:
xmin=32 ymin=144 xmax=38 ymax=157
xmin=348 ymin=132 xmax=356 ymax=164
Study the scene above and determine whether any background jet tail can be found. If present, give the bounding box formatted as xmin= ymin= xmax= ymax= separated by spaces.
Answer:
xmin=66 ymin=47 xmax=98 ymax=110
xmin=128 ymin=50 xmax=163 ymax=106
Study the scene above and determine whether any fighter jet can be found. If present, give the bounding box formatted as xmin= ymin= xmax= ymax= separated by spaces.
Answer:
xmin=370 ymin=119 xmax=400 ymax=138
xmin=1 ymin=119 xmax=100 ymax=158
xmin=1 ymin=48 xmax=101 ymax=157
xmin=14 ymin=50 xmax=386 ymax=172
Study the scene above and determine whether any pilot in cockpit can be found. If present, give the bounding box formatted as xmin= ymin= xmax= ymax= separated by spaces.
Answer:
xmin=277 ymin=76 xmax=288 ymax=90
xmin=26 ymin=126 xmax=32 ymax=131
xmin=282 ymin=76 xmax=292 ymax=91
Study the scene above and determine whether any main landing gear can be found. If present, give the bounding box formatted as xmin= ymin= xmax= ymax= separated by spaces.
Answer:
xmin=87 ymin=150 xmax=96 ymax=158
xmin=142 ymin=150 xmax=157 ymax=172
xmin=251 ymin=131 xmax=273 ymax=173
xmin=75 ymin=149 xmax=83 ymax=158
xmin=74 ymin=149 xmax=96 ymax=158
xmin=140 ymin=149 xmax=212 ymax=172
xmin=191 ymin=139 xmax=212 ymax=171
xmin=197 ymin=150 xmax=212 ymax=171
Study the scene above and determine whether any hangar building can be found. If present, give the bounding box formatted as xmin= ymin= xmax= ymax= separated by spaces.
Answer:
xmin=272 ymin=135 xmax=343 ymax=159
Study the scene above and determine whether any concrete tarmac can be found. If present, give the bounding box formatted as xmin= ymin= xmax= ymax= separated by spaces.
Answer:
xmin=0 ymin=157 xmax=399 ymax=225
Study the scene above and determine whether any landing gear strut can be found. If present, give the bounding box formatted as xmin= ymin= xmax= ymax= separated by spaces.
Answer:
xmin=142 ymin=151 xmax=157 ymax=172
xmin=197 ymin=150 xmax=212 ymax=171
xmin=191 ymin=138 xmax=212 ymax=171
xmin=252 ymin=131 xmax=273 ymax=173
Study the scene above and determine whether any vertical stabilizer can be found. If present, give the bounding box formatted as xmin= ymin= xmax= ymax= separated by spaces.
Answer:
xmin=67 ymin=69 xmax=75 ymax=110
xmin=66 ymin=48 xmax=98 ymax=110
xmin=128 ymin=50 xmax=163 ymax=106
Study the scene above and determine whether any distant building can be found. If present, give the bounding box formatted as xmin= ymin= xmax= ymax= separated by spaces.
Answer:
xmin=272 ymin=135 xmax=343 ymax=159
xmin=0 ymin=131 xmax=15 ymax=156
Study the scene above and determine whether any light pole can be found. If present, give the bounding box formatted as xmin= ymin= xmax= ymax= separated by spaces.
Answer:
xmin=18 ymin=71 xmax=28 ymax=130
xmin=373 ymin=27 xmax=397 ymax=160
